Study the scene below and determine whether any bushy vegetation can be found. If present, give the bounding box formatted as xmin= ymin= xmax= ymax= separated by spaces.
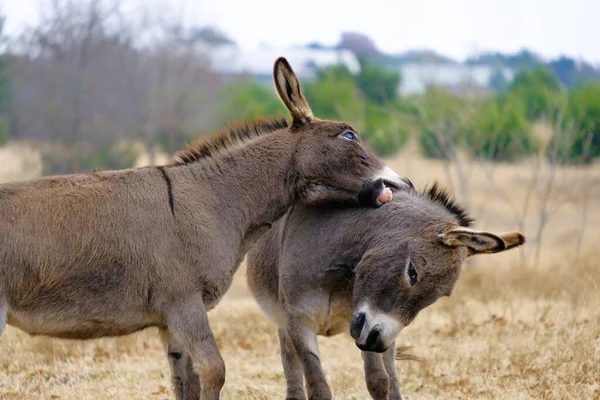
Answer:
xmin=41 ymin=142 xmax=139 ymax=175
xmin=466 ymin=95 xmax=538 ymax=161
xmin=560 ymin=83 xmax=600 ymax=162
xmin=1 ymin=3 xmax=600 ymax=174
xmin=0 ymin=13 xmax=10 ymax=146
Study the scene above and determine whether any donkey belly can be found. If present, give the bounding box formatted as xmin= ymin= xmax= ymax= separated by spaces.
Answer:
xmin=7 ymin=309 xmax=163 ymax=339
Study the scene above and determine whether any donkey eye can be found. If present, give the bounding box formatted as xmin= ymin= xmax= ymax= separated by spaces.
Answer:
xmin=341 ymin=130 xmax=358 ymax=141
xmin=408 ymin=263 xmax=418 ymax=286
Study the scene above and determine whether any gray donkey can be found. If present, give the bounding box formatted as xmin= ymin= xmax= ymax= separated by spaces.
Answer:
xmin=0 ymin=57 xmax=407 ymax=400
xmin=247 ymin=182 xmax=525 ymax=400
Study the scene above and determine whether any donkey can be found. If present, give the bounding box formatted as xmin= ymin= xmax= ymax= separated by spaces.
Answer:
xmin=0 ymin=57 xmax=408 ymax=400
xmin=246 ymin=182 xmax=525 ymax=400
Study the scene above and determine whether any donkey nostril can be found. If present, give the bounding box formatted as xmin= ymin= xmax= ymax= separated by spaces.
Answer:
xmin=350 ymin=312 xmax=366 ymax=339
xmin=365 ymin=329 xmax=380 ymax=349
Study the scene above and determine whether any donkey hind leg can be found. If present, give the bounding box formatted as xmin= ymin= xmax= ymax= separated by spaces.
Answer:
xmin=382 ymin=341 xmax=402 ymax=400
xmin=166 ymin=295 xmax=225 ymax=400
xmin=362 ymin=351 xmax=390 ymax=400
xmin=160 ymin=329 xmax=201 ymax=400
xmin=278 ymin=328 xmax=307 ymax=400
xmin=286 ymin=317 xmax=332 ymax=400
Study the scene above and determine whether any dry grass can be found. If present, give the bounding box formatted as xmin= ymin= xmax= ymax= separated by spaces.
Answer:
xmin=1 ymin=148 xmax=599 ymax=399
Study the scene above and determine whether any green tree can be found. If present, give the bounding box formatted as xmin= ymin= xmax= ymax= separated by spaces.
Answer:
xmin=507 ymin=66 xmax=563 ymax=120
xmin=414 ymin=87 xmax=466 ymax=159
xmin=465 ymin=95 xmax=538 ymax=161
xmin=361 ymin=103 xmax=409 ymax=156
xmin=550 ymin=83 xmax=600 ymax=163
xmin=304 ymin=64 xmax=364 ymax=123
xmin=217 ymin=79 xmax=285 ymax=123
xmin=305 ymin=64 xmax=408 ymax=156
xmin=355 ymin=56 xmax=401 ymax=105
xmin=489 ymin=68 xmax=509 ymax=93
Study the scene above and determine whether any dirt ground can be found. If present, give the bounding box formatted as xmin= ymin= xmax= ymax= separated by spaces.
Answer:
xmin=1 ymin=146 xmax=599 ymax=399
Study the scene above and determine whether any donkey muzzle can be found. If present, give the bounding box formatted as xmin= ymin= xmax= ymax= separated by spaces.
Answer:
xmin=350 ymin=306 xmax=404 ymax=353
xmin=351 ymin=312 xmax=386 ymax=353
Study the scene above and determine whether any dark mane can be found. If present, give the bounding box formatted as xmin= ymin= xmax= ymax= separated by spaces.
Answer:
xmin=170 ymin=117 xmax=288 ymax=165
xmin=421 ymin=181 xmax=473 ymax=227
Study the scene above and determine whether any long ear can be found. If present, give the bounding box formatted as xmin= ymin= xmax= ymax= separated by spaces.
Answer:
xmin=438 ymin=227 xmax=525 ymax=256
xmin=273 ymin=57 xmax=314 ymax=127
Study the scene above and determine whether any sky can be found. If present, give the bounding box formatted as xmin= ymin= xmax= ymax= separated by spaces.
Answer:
xmin=3 ymin=0 xmax=600 ymax=64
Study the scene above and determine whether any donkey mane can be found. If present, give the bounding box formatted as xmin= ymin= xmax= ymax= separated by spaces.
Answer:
xmin=170 ymin=117 xmax=289 ymax=165
xmin=421 ymin=181 xmax=473 ymax=227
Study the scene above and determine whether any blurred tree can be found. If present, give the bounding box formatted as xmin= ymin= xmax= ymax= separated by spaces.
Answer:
xmin=42 ymin=142 xmax=139 ymax=175
xmin=414 ymin=87 xmax=466 ymax=160
xmin=304 ymin=64 xmax=364 ymax=123
xmin=355 ymin=56 xmax=401 ymax=105
xmin=489 ymin=68 xmax=509 ymax=93
xmin=170 ymin=25 xmax=235 ymax=48
xmin=465 ymin=95 xmax=538 ymax=161
xmin=8 ymin=0 xmax=219 ymax=172
xmin=217 ymin=78 xmax=285 ymax=123
xmin=336 ymin=32 xmax=378 ymax=57
xmin=305 ymin=64 xmax=408 ymax=156
xmin=362 ymin=103 xmax=409 ymax=156
xmin=507 ymin=66 xmax=563 ymax=120
xmin=0 ymin=12 xmax=10 ymax=145
xmin=548 ymin=56 xmax=579 ymax=88
xmin=549 ymin=83 xmax=600 ymax=163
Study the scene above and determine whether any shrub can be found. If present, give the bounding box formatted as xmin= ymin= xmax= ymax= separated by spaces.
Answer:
xmin=361 ymin=104 xmax=409 ymax=156
xmin=507 ymin=66 xmax=564 ymax=121
xmin=551 ymin=83 xmax=600 ymax=163
xmin=414 ymin=88 xmax=465 ymax=159
xmin=217 ymin=79 xmax=285 ymax=123
xmin=465 ymin=95 xmax=538 ymax=161
xmin=42 ymin=142 xmax=139 ymax=175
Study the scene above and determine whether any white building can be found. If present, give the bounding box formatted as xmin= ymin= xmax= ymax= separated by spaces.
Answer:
xmin=205 ymin=45 xmax=360 ymax=82
xmin=398 ymin=63 xmax=514 ymax=95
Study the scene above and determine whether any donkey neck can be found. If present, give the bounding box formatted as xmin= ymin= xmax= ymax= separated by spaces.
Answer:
xmin=174 ymin=132 xmax=298 ymax=238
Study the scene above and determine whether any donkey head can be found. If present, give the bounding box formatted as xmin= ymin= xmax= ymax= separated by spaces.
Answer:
xmin=349 ymin=188 xmax=525 ymax=352
xmin=273 ymin=57 xmax=406 ymax=207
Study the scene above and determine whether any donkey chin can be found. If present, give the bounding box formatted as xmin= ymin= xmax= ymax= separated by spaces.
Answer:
xmin=349 ymin=303 xmax=405 ymax=353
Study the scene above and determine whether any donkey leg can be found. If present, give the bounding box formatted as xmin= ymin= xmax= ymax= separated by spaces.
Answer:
xmin=0 ymin=299 xmax=6 ymax=336
xmin=166 ymin=295 xmax=225 ymax=400
xmin=278 ymin=328 xmax=307 ymax=400
xmin=382 ymin=342 xmax=402 ymax=400
xmin=160 ymin=329 xmax=201 ymax=400
xmin=286 ymin=318 xmax=332 ymax=400
xmin=362 ymin=351 xmax=390 ymax=400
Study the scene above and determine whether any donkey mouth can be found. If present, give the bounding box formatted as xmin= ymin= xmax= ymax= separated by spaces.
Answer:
xmin=384 ymin=177 xmax=414 ymax=193
xmin=383 ymin=180 xmax=401 ymax=193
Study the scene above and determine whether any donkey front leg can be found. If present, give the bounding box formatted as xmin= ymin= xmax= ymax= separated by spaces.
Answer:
xmin=362 ymin=351 xmax=390 ymax=400
xmin=278 ymin=328 xmax=307 ymax=400
xmin=160 ymin=330 xmax=201 ymax=400
xmin=286 ymin=317 xmax=332 ymax=400
xmin=166 ymin=295 xmax=225 ymax=400
xmin=382 ymin=342 xmax=402 ymax=400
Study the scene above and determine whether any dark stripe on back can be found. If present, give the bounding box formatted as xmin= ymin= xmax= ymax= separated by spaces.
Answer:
xmin=157 ymin=166 xmax=175 ymax=216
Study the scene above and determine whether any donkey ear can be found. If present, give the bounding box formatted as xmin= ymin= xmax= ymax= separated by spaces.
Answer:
xmin=438 ymin=227 xmax=525 ymax=256
xmin=273 ymin=57 xmax=314 ymax=126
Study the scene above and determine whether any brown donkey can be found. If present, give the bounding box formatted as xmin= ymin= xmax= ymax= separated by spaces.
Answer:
xmin=247 ymin=182 xmax=525 ymax=400
xmin=0 ymin=58 xmax=407 ymax=400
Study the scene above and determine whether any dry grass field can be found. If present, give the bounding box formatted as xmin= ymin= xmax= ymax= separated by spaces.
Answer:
xmin=1 ymin=144 xmax=599 ymax=399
